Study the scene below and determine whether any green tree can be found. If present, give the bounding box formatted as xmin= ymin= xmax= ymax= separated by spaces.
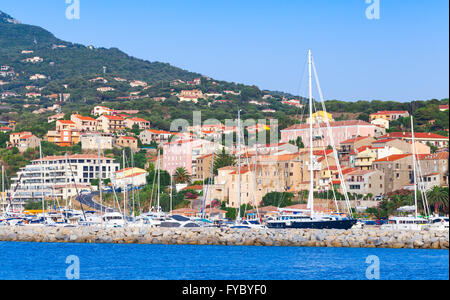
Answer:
xmin=213 ymin=149 xmax=236 ymax=175
xmin=173 ymin=167 xmax=191 ymax=184
xmin=262 ymin=192 xmax=294 ymax=208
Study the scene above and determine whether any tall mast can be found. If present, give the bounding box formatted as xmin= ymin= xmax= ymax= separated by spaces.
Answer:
xmin=39 ymin=141 xmax=45 ymax=218
xmin=308 ymin=49 xmax=315 ymax=216
xmin=2 ymin=164 xmax=5 ymax=214
xmin=157 ymin=149 xmax=161 ymax=211
xmin=123 ymin=149 xmax=126 ymax=218
xmin=237 ymin=109 xmax=242 ymax=223
xmin=97 ymin=134 xmax=103 ymax=218
xmin=411 ymin=116 xmax=418 ymax=218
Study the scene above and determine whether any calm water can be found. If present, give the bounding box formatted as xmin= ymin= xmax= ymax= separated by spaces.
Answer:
xmin=0 ymin=242 xmax=448 ymax=280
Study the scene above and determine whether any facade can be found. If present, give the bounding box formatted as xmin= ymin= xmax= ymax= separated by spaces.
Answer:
xmin=139 ymin=129 xmax=173 ymax=145
xmin=8 ymin=132 xmax=40 ymax=152
xmin=70 ymin=114 xmax=98 ymax=132
xmin=378 ymin=132 xmax=449 ymax=149
xmin=116 ymin=136 xmax=138 ymax=150
xmin=92 ymin=106 xmax=114 ymax=116
xmin=372 ymin=138 xmax=431 ymax=155
xmin=112 ymin=167 xmax=148 ymax=188
xmin=369 ymin=111 xmax=410 ymax=122
xmin=281 ymin=120 xmax=379 ymax=148
xmin=178 ymin=89 xmax=204 ymax=103
xmin=124 ymin=117 xmax=151 ymax=130
xmin=306 ymin=111 xmax=334 ymax=124
xmin=9 ymin=155 xmax=120 ymax=202
xmin=97 ymin=115 xmax=125 ymax=133
xmin=346 ymin=169 xmax=385 ymax=197
xmin=340 ymin=136 xmax=376 ymax=156
xmin=80 ymin=133 xmax=114 ymax=151
xmin=371 ymin=118 xmax=390 ymax=129
xmin=373 ymin=154 xmax=415 ymax=194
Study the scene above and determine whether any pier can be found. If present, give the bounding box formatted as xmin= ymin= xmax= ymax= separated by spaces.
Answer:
xmin=0 ymin=226 xmax=448 ymax=249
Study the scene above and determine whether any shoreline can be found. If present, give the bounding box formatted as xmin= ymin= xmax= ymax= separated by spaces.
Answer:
xmin=0 ymin=226 xmax=448 ymax=250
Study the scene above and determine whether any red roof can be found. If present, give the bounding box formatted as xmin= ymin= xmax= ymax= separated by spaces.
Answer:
xmin=341 ymin=136 xmax=371 ymax=144
xmin=119 ymin=136 xmax=137 ymax=141
xmin=57 ymin=120 xmax=75 ymax=124
xmin=374 ymin=154 xmax=411 ymax=162
xmin=439 ymin=105 xmax=449 ymax=110
xmin=129 ymin=117 xmax=149 ymax=123
xmin=284 ymin=120 xmax=372 ymax=131
xmin=102 ymin=115 xmax=124 ymax=121
xmin=73 ymin=115 xmax=96 ymax=122
xmin=379 ymin=132 xmax=449 ymax=140
xmin=370 ymin=111 xmax=409 ymax=116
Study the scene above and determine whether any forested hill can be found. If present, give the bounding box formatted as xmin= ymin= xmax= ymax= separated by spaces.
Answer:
xmin=0 ymin=10 xmax=201 ymax=84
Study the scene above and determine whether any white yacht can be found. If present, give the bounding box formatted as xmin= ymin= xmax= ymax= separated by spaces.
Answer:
xmin=102 ymin=212 xmax=125 ymax=227
xmin=428 ymin=216 xmax=449 ymax=231
xmin=380 ymin=216 xmax=429 ymax=231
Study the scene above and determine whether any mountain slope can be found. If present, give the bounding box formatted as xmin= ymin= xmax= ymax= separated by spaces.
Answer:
xmin=0 ymin=10 xmax=200 ymax=84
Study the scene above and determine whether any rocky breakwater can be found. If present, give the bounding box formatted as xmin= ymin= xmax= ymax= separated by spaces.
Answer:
xmin=0 ymin=226 xmax=448 ymax=249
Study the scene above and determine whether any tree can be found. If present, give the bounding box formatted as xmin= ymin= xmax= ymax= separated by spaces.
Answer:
xmin=174 ymin=167 xmax=191 ymax=184
xmin=213 ymin=149 xmax=236 ymax=175
xmin=427 ymin=186 xmax=449 ymax=215
xmin=262 ymin=192 xmax=294 ymax=208
xmin=296 ymin=136 xmax=305 ymax=149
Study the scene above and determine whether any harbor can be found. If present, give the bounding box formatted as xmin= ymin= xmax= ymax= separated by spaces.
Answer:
xmin=0 ymin=226 xmax=448 ymax=249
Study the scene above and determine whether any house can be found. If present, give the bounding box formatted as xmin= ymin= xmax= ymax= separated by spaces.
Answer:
xmin=112 ymin=168 xmax=148 ymax=188
xmin=130 ymin=80 xmax=147 ymax=87
xmin=371 ymin=138 xmax=431 ymax=155
xmin=80 ymin=133 xmax=113 ymax=151
xmin=139 ymin=129 xmax=173 ymax=145
xmin=178 ymin=89 xmax=204 ymax=103
xmin=439 ymin=105 xmax=449 ymax=112
xmin=116 ymin=136 xmax=138 ymax=150
xmin=373 ymin=154 xmax=416 ymax=193
xmin=23 ymin=56 xmax=43 ymax=63
xmin=353 ymin=146 xmax=403 ymax=170
xmin=97 ymin=87 xmax=115 ymax=93
xmin=346 ymin=169 xmax=385 ymax=197
xmin=70 ymin=114 xmax=98 ymax=132
xmin=369 ymin=111 xmax=410 ymax=122
xmin=89 ymin=77 xmax=108 ymax=83
xmin=97 ymin=115 xmax=125 ymax=133
xmin=125 ymin=117 xmax=151 ymax=130
xmin=187 ymin=78 xmax=201 ymax=86
xmin=281 ymin=120 xmax=379 ymax=148
xmin=92 ymin=106 xmax=114 ymax=116
xmin=417 ymin=152 xmax=449 ymax=187
xmin=371 ymin=118 xmax=390 ymax=129
xmin=29 ymin=74 xmax=47 ymax=80
xmin=281 ymin=99 xmax=303 ymax=108
xmin=194 ymin=154 xmax=214 ymax=181
xmin=1 ymin=91 xmax=18 ymax=99
xmin=378 ymin=132 xmax=449 ymax=149
xmin=0 ymin=127 xmax=13 ymax=133
xmin=306 ymin=111 xmax=334 ymax=124
xmin=48 ymin=113 xmax=65 ymax=123
xmin=340 ymin=136 xmax=376 ymax=156
xmin=8 ymin=132 xmax=40 ymax=152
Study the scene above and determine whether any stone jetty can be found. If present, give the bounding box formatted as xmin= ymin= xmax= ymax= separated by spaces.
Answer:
xmin=0 ymin=226 xmax=448 ymax=249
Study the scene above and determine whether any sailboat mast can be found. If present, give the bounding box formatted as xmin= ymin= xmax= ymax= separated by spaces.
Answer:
xmin=123 ymin=149 xmax=126 ymax=218
xmin=411 ymin=116 xmax=418 ymax=218
xmin=2 ymin=164 xmax=5 ymax=214
xmin=308 ymin=50 xmax=315 ymax=216
xmin=39 ymin=141 xmax=45 ymax=218
xmin=97 ymin=134 xmax=103 ymax=218
xmin=237 ymin=109 xmax=242 ymax=223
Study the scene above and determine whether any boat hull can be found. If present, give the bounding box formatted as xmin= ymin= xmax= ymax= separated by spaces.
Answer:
xmin=267 ymin=219 xmax=357 ymax=230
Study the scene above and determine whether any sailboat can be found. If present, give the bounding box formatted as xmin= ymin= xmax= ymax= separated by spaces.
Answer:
xmin=267 ymin=50 xmax=356 ymax=230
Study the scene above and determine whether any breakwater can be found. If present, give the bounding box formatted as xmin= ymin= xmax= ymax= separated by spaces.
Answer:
xmin=0 ymin=226 xmax=448 ymax=249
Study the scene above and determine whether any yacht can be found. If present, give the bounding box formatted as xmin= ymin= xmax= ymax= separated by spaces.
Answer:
xmin=267 ymin=210 xmax=356 ymax=229
xmin=160 ymin=215 xmax=202 ymax=228
xmin=428 ymin=216 xmax=449 ymax=231
xmin=380 ymin=216 xmax=429 ymax=231
xmin=101 ymin=212 xmax=125 ymax=227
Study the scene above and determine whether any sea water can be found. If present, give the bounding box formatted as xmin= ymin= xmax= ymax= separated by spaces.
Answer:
xmin=0 ymin=242 xmax=448 ymax=280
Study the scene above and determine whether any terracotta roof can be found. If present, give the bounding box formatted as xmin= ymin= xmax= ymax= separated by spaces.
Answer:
xmin=370 ymin=111 xmax=409 ymax=116
xmin=102 ymin=115 xmax=124 ymax=121
xmin=374 ymin=154 xmax=411 ymax=162
xmin=341 ymin=136 xmax=371 ymax=144
xmin=129 ymin=117 xmax=149 ymax=123
xmin=183 ymin=185 xmax=204 ymax=191
xmin=57 ymin=120 xmax=75 ymax=124
xmin=73 ymin=115 xmax=96 ymax=122
xmin=379 ymin=132 xmax=449 ymax=140
xmin=119 ymin=136 xmax=137 ymax=140
xmin=145 ymin=129 xmax=172 ymax=135
xmin=283 ymin=120 xmax=372 ymax=131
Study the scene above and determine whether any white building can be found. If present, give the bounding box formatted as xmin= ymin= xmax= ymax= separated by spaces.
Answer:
xmin=9 ymin=154 xmax=120 ymax=202
xmin=112 ymin=168 xmax=148 ymax=188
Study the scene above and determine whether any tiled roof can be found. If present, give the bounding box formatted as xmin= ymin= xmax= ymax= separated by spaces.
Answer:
xmin=379 ymin=132 xmax=449 ymax=140
xmin=374 ymin=154 xmax=411 ymax=162
xmin=283 ymin=120 xmax=372 ymax=131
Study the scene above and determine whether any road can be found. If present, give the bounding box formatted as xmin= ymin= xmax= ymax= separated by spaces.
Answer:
xmin=75 ymin=191 xmax=116 ymax=213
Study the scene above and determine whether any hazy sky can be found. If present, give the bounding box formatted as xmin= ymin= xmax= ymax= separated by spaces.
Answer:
xmin=1 ymin=0 xmax=448 ymax=101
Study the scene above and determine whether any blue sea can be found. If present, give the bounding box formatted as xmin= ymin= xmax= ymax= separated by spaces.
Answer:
xmin=0 ymin=242 xmax=448 ymax=280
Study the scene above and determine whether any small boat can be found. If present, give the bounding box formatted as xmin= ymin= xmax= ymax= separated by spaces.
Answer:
xmin=102 ymin=212 xmax=125 ymax=227
xmin=380 ymin=216 xmax=429 ymax=231
xmin=160 ymin=215 xmax=201 ymax=228
xmin=428 ymin=216 xmax=449 ymax=231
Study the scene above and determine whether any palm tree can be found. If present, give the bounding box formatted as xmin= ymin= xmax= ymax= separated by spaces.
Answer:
xmin=427 ymin=186 xmax=449 ymax=215
xmin=174 ymin=167 xmax=191 ymax=184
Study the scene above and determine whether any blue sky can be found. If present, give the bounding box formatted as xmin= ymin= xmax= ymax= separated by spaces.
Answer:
xmin=1 ymin=0 xmax=448 ymax=101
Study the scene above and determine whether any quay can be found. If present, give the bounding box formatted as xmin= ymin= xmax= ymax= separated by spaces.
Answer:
xmin=0 ymin=226 xmax=448 ymax=249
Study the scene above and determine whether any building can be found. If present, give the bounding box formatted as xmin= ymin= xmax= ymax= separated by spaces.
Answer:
xmin=178 ymin=90 xmax=204 ymax=103
xmin=8 ymin=132 xmax=40 ymax=152
xmin=80 ymin=133 xmax=114 ymax=151
xmin=369 ymin=111 xmax=410 ymax=122
xmin=340 ymin=136 xmax=376 ymax=156
xmin=92 ymin=106 xmax=115 ymax=116
xmin=194 ymin=154 xmax=214 ymax=181
xmin=130 ymin=80 xmax=147 ymax=87
xmin=29 ymin=74 xmax=47 ymax=80
xmin=97 ymin=115 xmax=125 ymax=133
xmin=371 ymin=118 xmax=390 ymax=129
xmin=373 ymin=154 xmax=416 ymax=193
xmin=139 ymin=129 xmax=173 ymax=145
xmin=439 ymin=105 xmax=449 ymax=112
xmin=0 ymin=127 xmax=13 ymax=133
xmin=346 ymin=169 xmax=385 ymax=197
xmin=372 ymin=138 xmax=431 ymax=155
xmin=125 ymin=117 xmax=151 ymax=130
xmin=48 ymin=113 xmax=65 ymax=123
xmin=116 ymin=136 xmax=138 ymax=150
xmin=97 ymin=87 xmax=115 ymax=93
xmin=418 ymin=152 xmax=449 ymax=187
xmin=112 ymin=168 xmax=148 ymax=188
xmin=281 ymin=120 xmax=379 ymax=149
xmin=9 ymin=154 xmax=120 ymax=202
xmin=378 ymin=132 xmax=449 ymax=149
xmin=353 ymin=146 xmax=403 ymax=170
xmin=71 ymin=114 xmax=98 ymax=132
xmin=306 ymin=111 xmax=334 ymax=124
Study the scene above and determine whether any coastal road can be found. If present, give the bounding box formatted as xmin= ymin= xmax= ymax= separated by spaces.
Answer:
xmin=75 ymin=191 xmax=116 ymax=213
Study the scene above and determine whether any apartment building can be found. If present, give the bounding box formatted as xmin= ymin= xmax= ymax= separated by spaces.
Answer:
xmin=9 ymin=154 xmax=120 ymax=202
xmin=378 ymin=132 xmax=449 ymax=149
xmin=8 ymin=132 xmax=40 ymax=152
xmin=340 ymin=136 xmax=376 ymax=156
xmin=124 ymin=117 xmax=151 ymax=130
xmin=373 ymin=154 xmax=415 ymax=194
xmin=139 ymin=129 xmax=173 ymax=145
xmin=70 ymin=114 xmax=98 ymax=132
xmin=116 ymin=136 xmax=138 ymax=151
xmin=80 ymin=133 xmax=114 ymax=151
xmin=369 ymin=111 xmax=410 ymax=122
xmin=92 ymin=106 xmax=114 ymax=116
xmin=97 ymin=115 xmax=125 ymax=133
xmin=346 ymin=169 xmax=385 ymax=197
